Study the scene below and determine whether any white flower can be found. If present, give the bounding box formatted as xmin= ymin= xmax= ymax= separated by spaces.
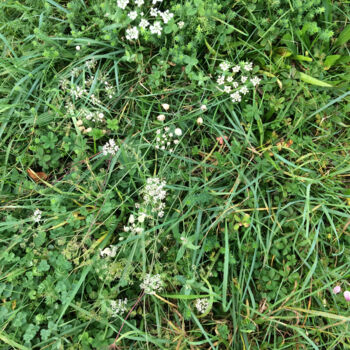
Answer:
xmin=200 ymin=104 xmax=207 ymax=111
xmin=159 ymin=10 xmax=174 ymax=24
xmin=129 ymin=214 xmax=135 ymax=224
xmin=161 ymin=103 xmax=170 ymax=111
xmin=178 ymin=21 xmax=185 ymax=29
xmin=244 ymin=62 xmax=253 ymax=71
xmin=195 ymin=298 xmax=209 ymax=314
xmin=232 ymin=82 xmax=239 ymax=88
xmin=140 ymin=274 xmax=163 ymax=295
xmin=224 ymin=85 xmax=232 ymax=93
xmin=157 ymin=114 xmax=165 ymax=121
xmin=138 ymin=213 xmax=146 ymax=223
xmin=197 ymin=117 xmax=203 ymax=125
xmin=110 ymin=299 xmax=128 ymax=316
xmin=219 ymin=61 xmax=230 ymax=71
xmin=126 ymin=26 xmax=139 ymax=41
xmin=102 ymin=139 xmax=119 ymax=156
xmin=230 ymin=92 xmax=241 ymax=103
xmin=152 ymin=0 xmax=163 ymax=4
xmin=174 ymin=128 xmax=182 ymax=136
xmin=250 ymin=76 xmax=261 ymax=86
xmin=241 ymin=76 xmax=248 ymax=83
xmin=100 ymin=245 xmax=117 ymax=258
xmin=75 ymin=45 xmax=81 ymax=51
xmin=33 ymin=209 xmax=42 ymax=223
xmin=226 ymin=76 xmax=233 ymax=83
xmin=240 ymin=86 xmax=249 ymax=95
xmin=128 ymin=11 xmax=138 ymax=20
xmin=135 ymin=0 xmax=144 ymax=6
xmin=232 ymin=65 xmax=240 ymax=73
xmin=150 ymin=21 xmax=162 ymax=36
xmin=139 ymin=18 xmax=149 ymax=29
xmin=217 ymin=75 xmax=225 ymax=85
xmin=150 ymin=7 xmax=158 ymax=17
xmin=117 ymin=0 xmax=129 ymax=9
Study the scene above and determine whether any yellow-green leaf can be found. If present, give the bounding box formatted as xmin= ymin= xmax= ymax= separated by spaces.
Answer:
xmin=294 ymin=55 xmax=313 ymax=62
xmin=299 ymin=72 xmax=333 ymax=87
xmin=335 ymin=25 xmax=350 ymax=46
xmin=323 ymin=55 xmax=341 ymax=70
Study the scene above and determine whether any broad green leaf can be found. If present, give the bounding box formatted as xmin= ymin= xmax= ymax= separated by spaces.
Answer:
xmin=335 ymin=25 xmax=350 ymax=46
xmin=299 ymin=72 xmax=333 ymax=87
xmin=323 ymin=55 xmax=341 ymax=70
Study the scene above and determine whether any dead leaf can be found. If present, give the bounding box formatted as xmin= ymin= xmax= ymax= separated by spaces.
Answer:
xmin=27 ymin=168 xmax=49 ymax=183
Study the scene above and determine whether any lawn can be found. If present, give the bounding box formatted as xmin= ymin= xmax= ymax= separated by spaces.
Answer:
xmin=0 ymin=0 xmax=349 ymax=349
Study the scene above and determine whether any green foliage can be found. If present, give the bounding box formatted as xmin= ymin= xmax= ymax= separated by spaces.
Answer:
xmin=0 ymin=0 xmax=349 ymax=349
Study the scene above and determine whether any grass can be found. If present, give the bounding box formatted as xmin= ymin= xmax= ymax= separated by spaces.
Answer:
xmin=0 ymin=0 xmax=350 ymax=349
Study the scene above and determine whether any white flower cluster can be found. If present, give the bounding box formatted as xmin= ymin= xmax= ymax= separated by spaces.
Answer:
xmin=142 ymin=177 xmax=167 ymax=217
xmin=116 ymin=0 xmax=174 ymax=41
xmin=100 ymin=245 xmax=118 ymax=258
xmin=140 ymin=273 xmax=163 ymax=295
xmin=123 ymin=177 xmax=167 ymax=235
xmin=33 ymin=209 xmax=42 ymax=223
xmin=155 ymin=127 xmax=182 ymax=152
xmin=195 ymin=298 xmax=209 ymax=313
xmin=83 ymin=110 xmax=105 ymax=122
xmin=102 ymin=139 xmax=119 ymax=156
xmin=110 ymin=298 xmax=128 ymax=316
xmin=123 ymin=213 xmax=146 ymax=235
xmin=216 ymin=61 xmax=262 ymax=103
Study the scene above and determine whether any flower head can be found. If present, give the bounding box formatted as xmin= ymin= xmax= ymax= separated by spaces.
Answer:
xmin=33 ymin=209 xmax=42 ymax=223
xmin=150 ymin=21 xmax=162 ymax=36
xmin=110 ymin=299 xmax=128 ymax=316
xmin=219 ymin=61 xmax=230 ymax=72
xmin=174 ymin=128 xmax=182 ymax=136
xmin=195 ymin=298 xmax=209 ymax=313
xmin=126 ymin=26 xmax=139 ymax=41
xmin=344 ymin=291 xmax=350 ymax=301
xmin=102 ymin=139 xmax=119 ymax=156
xmin=140 ymin=274 xmax=163 ymax=295
xmin=333 ymin=285 xmax=341 ymax=294
xmin=117 ymin=0 xmax=129 ymax=9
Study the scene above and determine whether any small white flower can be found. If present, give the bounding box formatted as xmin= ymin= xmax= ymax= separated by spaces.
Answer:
xmin=217 ymin=75 xmax=225 ymax=85
xmin=241 ymin=76 xmax=248 ymax=83
xmin=150 ymin=21 xmax=162 ymax=36
xmin=232 ymin=65 xmax=240 ymax=73
xmin=219 ymin=61 xmax=230 ymax=71
xmin=102 ymin=139 xmax=119 ymax=156
xmin=135 ymin=0 xmax=144 ymax=6
xmin=200 ymin=104 xmax=207 ymax=111
xmin=110 ymin=299 xmax=128 ymax=316
xmin=157 ymin=114 xmax=165 ymax=121
xmin=232 ymin=82 xmax=239 ymax=88
xmin=197 ymin=117 xmax=203 ymax=125
xmin=224 ymin=85 xmax=232 ymax=93
xmin=174 ymin=128 xmax=182 ymax=136
xmin=173 ymin=139 xmax=179 ymax=145
xmin=240 ymin=86 xmax=249 ymax=95
xmin=100 ymin=245 xmax=117 ymax=258
xmin=161 ymin=103 xmax=170 ymax=111
xmin=195 ymin=298 xmax=209 ymax=314
xmin=117 ymin=0 xmax=129 ymax=9
xmin=33 ymin=209 xmax=42 ymax=223
xmin=226 ymin=76 xmax=233 ymax=83
xmin=140 ymin=274 xmax=163 ymax=295
xmin=139 ymin=18 xmax=149 ymax=29
xmin=138 ymin=213 xmax=146 ymax=223
xmin=159 ymin=10 xmax=174 ymax=24
xmin=129 ymin=214 xmax=135 ymax=224
xmin=250 ymin=76 xmax=261 ymax=86
xmin=126 ymin=26 xmax=139 ymax=41
xmin=178 ymin=21 xmax=185 ymax=29
xmin=152 ymin=0 xmax=163 ymax=4
xmin=244 ymin=62 xmax=253 ymax=71
xmin=128 ymin=11 xmax=138 ymax=20
xmin=230 ymin=92 xmax=241 ymax=103
xmin=150 ymin=7 xmax=158 ymax=17
xmin=75 ymin=45 xmax=81 ymax=51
